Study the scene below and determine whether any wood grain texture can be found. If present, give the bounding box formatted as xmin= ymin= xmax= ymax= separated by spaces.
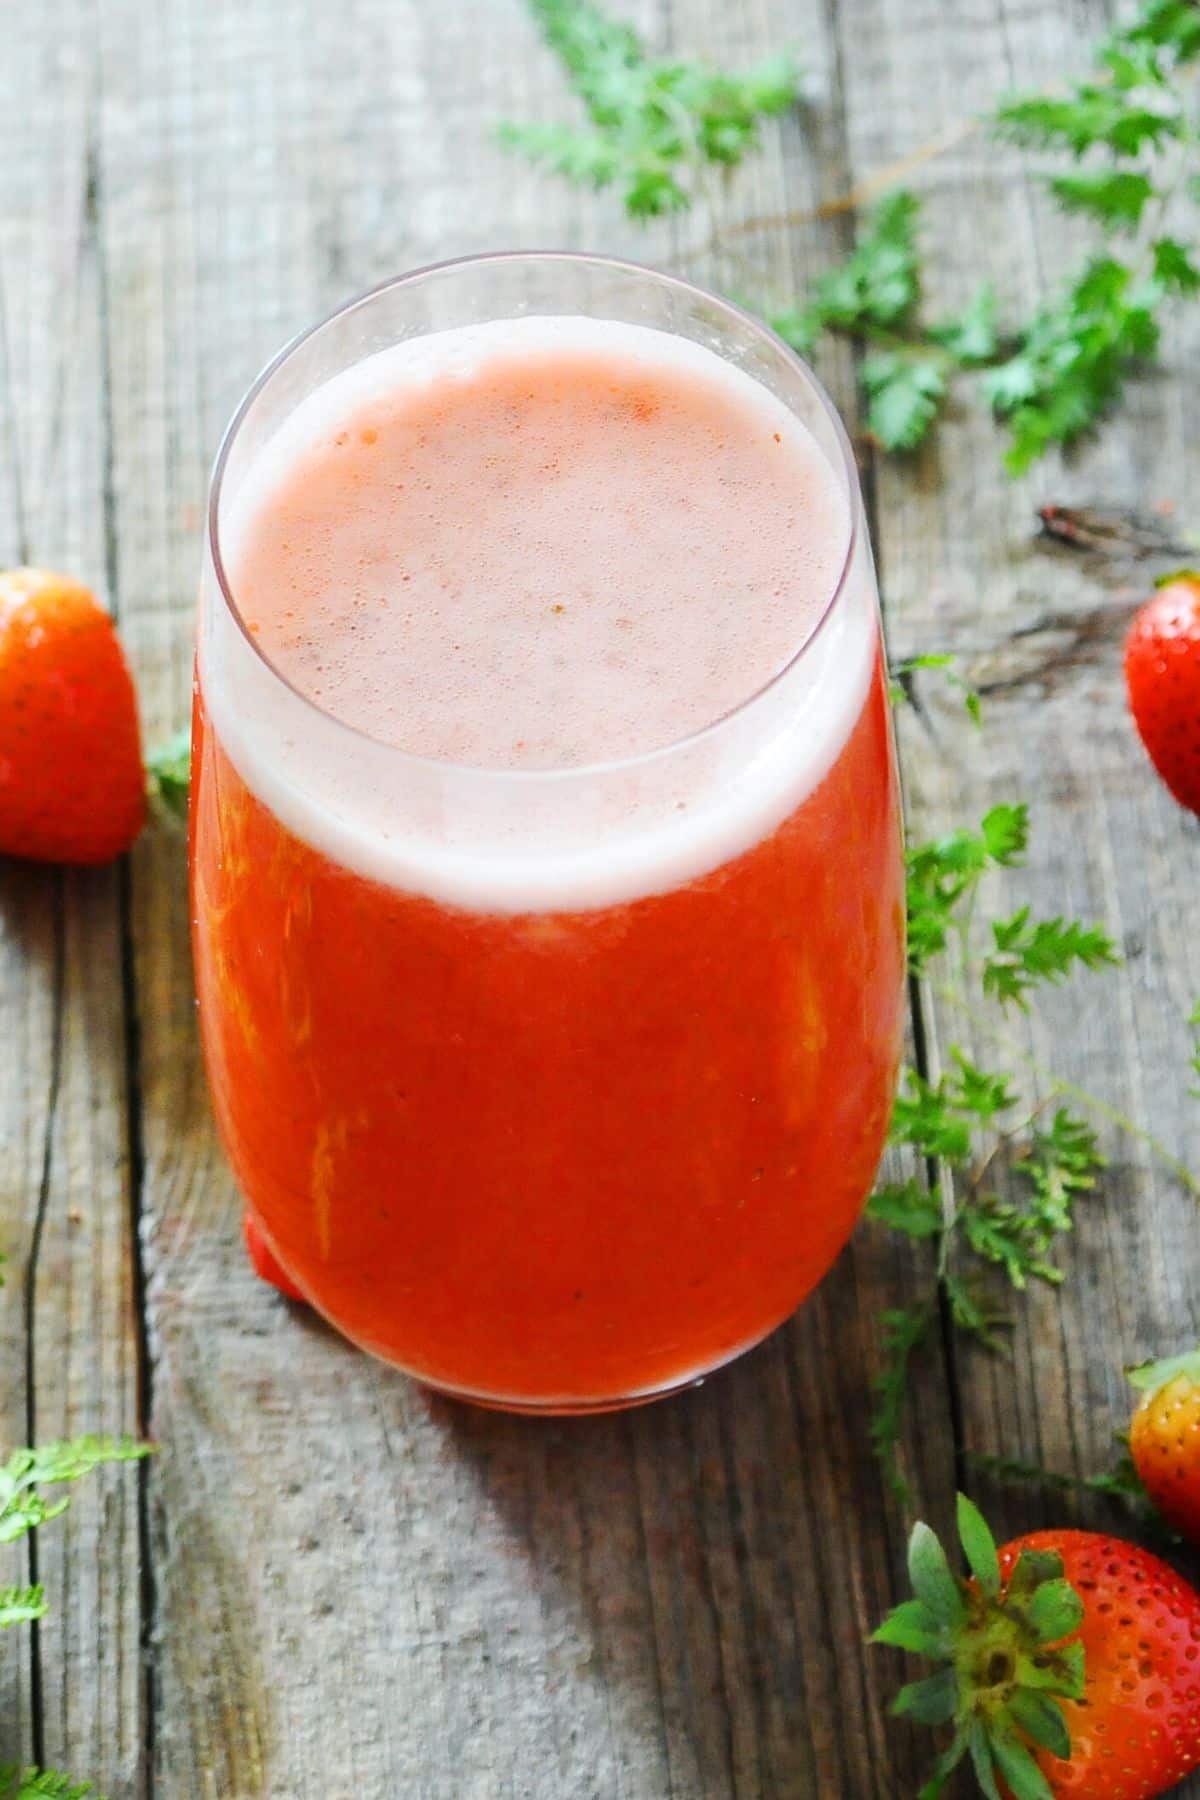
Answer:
xmin=0 ymin=3 xmax=145 ymax=1787
xmin=3 ymin=0 xmax=1198 ymax=1794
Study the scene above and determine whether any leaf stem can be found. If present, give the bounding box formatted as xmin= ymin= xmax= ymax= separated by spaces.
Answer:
xmin=965 ymin=1097 xmax=1054 ymax=1200
xmin=682 ymin=111 xmax=984 ymax=249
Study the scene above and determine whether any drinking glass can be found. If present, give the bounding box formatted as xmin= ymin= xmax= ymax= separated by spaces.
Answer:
xmin=191 ymin=252 xmax=906 ymax=1411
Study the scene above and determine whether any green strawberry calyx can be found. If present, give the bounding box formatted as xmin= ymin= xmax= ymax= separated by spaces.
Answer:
xmin=1152 ymin=567 xmax=1200 ymax=590
xmin=1128 ymin=1347 xmax=1200 ymax=1395
xmin=873 ymin=1494 xmax=1085 ymax=1800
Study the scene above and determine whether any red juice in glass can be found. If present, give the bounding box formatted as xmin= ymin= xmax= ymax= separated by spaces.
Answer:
xmin=191 ymin=255 xmax=905 ymax=1410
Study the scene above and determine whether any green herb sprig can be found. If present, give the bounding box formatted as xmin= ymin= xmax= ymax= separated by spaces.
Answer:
xmin=862 ymin=663 xmax=1143 ymax=1496
xmin=964 ymin=1446 xmax=1168 ymax=1533
xmin=801 ymin=0 xmax=1200 ymax=463
xmin=0 ymin=1771 xmax=98 ymax=1800
xmin=888 ymin=653 xmax=982 ymax=724
xmin=505 ymin=0 xmax=1200 ymax=469
xmin=0 ymin=1771 xmax=97 ymax=1800
xmin=870 ymin=654 xmax=1200 ymax=1500
xmin=0 ymin=1436 xmax=150 ymax=1548
xmin=981 ymin=911 xmax=1120 ymax=1010
xmin=0 ymin=1258 xmax=151 ymax=1799
xmin=770 ymin=194 xmax=1002 ymax=454
xmin=869 ymin=965 xmax=1117 ymax=1491
xmin=498 ymin=0 xmax=798 ymax=218
xmin=146 ymin=728 xmax=191 ymax=823
xmin=773 ymin=0 xmax=1200 ymax=469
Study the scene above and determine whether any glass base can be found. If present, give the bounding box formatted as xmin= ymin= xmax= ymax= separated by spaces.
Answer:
xmin=251 ymin=1208 xmax=802 ymax=1414
xmin=400 ymin=1315 xmax=786 ymax=1416
xmin=416 ymin=1371 xmax=709 ymax=1417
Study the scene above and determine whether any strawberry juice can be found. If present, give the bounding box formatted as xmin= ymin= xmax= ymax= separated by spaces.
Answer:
xmin=192 ymin=262 xmax=905 ymax=1408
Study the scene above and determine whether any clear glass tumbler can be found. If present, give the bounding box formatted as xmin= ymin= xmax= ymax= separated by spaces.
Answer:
xmin=191 ymin=252 xmax=905 ymax=1411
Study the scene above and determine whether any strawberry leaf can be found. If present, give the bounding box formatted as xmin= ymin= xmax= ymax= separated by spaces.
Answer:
xmin=967 ymin=1726 xmax=1004 ymax=1800
xmin=1009 ymin=1689 xmax=1071 ymax=1760
xmin=1036 ymin=1638 xmax=1085 ymax=1700
xmin=871 ymin=1598 xmax=947 ymax=1655
xmin=915 ymin=1731 xmax=970 ymax=1799
xmin=990 ymin=1732 xmax=1056 ymax=1800
xmin=907 ymin=1521 xmax=967 ymax=1628
xmin=1028 ymin=1578 xmax=1085 ymax=1644
xmin=894 ymin=1667 xmax=959 ymax=1725
xmin=956 ymin=1493 xmax=1001 ymax=1597
xmin=1128 ymin=1347 xmax=1200 ymax=1392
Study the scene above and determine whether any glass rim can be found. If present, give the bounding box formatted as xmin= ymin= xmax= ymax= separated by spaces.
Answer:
xmin=206 ymin=248 xmax=864 ymax=785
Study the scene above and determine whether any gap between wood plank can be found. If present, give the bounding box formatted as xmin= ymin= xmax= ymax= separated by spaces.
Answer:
xmin=21 ymin=876 xmax=66 ymax=1773
xmin=910 ymin=972 xmax=970 ymax=1495
xmin=5 ymin=108 xmax=64 ymax=1758
xmin=819 ymin=0 xmax=970 ymax=1512
xmin=117 ymin=865 xmax=156 ymax=1800
xmin=91 ymin=84 xmax=159 ymax=1793
xmin=0 ymin=255 xmax=30 ymax=567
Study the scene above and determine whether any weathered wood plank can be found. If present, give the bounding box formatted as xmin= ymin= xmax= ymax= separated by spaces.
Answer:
xmin=0 ymin=5 xmax=145 ymax=1787
xmin=97 ymin=0 xmax=953 ymax=1793
xmin=833 ymin=3 xmax=1200 ymax=1790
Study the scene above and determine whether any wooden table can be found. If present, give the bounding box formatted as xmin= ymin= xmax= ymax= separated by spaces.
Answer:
xmin=3 ymin=1 xmax=1199 ymax=1794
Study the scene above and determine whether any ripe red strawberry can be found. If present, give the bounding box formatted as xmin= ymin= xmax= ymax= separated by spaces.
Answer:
xmin=242 ymin=1212 xmax=306 ymax=1302
xmin=0 ymin=567 xmax=145 ymax=863
xmin=1130 ymin=1350 xmax=1200 ymax=1545
xmin=1124 ymin=572 xmax=1200 ymax=815
xmin=875 ymin=1493 xmax=1200 ymax=1798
